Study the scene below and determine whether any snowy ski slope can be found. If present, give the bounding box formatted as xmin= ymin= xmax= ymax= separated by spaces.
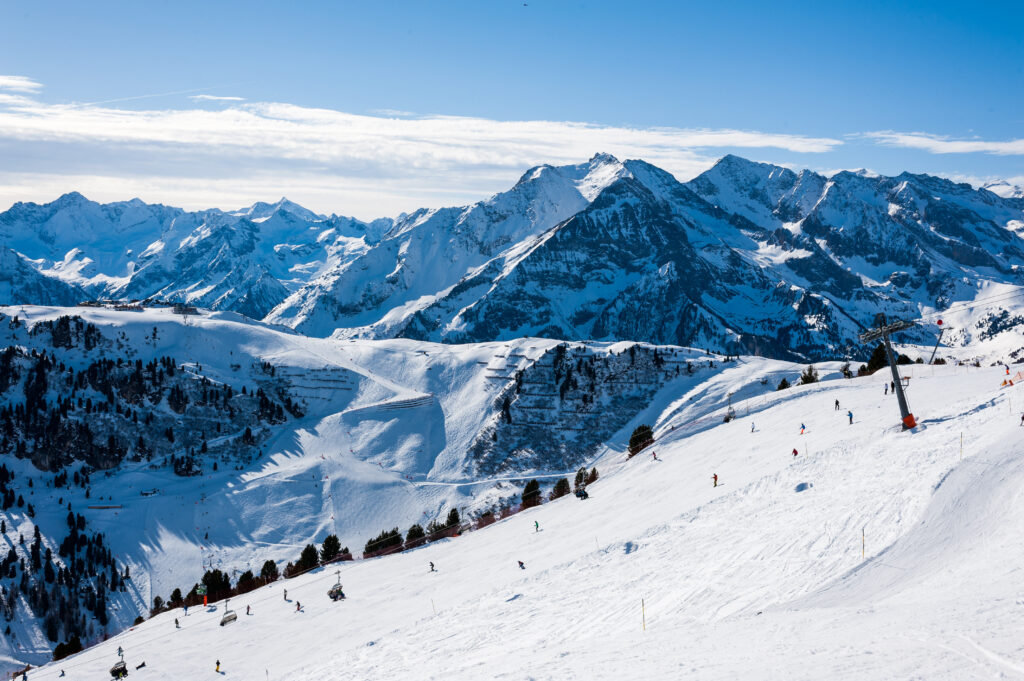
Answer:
xmin=25 ymin=357 xmax=1024 ymax=680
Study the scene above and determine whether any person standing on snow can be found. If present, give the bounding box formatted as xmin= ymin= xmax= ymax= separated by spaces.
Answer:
xmin=216 ymin=660 xmax=220 ymax=673
xmin=712 ymin=474 xmax=718 ymax=487
xmin=750 ymin=422 xmax=755 ymax=433
xmin=651 ymin=451 xmax=660 ymax=461
xmin=534 ymin=521 xmax=539 ymax=533
xmin=296 ymin=601 xmax=301 ymax=612
xmin=429 ymin=561 xmax=435 ymax=572
xmin=283 ymin=589 xmax=287 ymax=601
xmin=884 ymin=383 xmax=888 ymax=395
xmin=848 ymin=411 xmax=853 ymax=425
xmin=834 ymin=399 xmax=840 ymax=410
xmin=174 ymin=618 xmax=180 ymax=629
xmin=800 ymin=423 xmax=806 ymax=435
xmin=890 ymin=380 xmax=895 ymax=393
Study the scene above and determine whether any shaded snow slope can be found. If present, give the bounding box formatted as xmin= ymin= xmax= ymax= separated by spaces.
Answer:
xmin=22 ymin=351 xmax=1024 ymax=679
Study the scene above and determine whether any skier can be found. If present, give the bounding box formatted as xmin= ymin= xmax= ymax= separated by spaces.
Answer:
xmin=848 ymin=410 xmax=853 ymax=425
xmin=712 ymin=473 xmax=718 ymax=488
xmin=174 ymin=618 xmax=180 ymax=629
xmin=518 ymin=560 xmax=526 ymax=569
xmin=834 ymin=399 xmax=840 ymax=411
xmin=534 ymin=521 xmax=539 ymax=533
xmin=246 ymin=604 xmax=250 ymax=615
xmin=429 ymin=561 xmax=435 ymax=572
xmin=296 ymin=601 xmax=301 ymax=612
xmin=792 ymin=448 xmax=798 ymax=457
xmin=800 ymin=423 xmax=806 ymax=435
xmin=216 ymin=660 xmax=220 ymax=673
xmin=283 ymin=588 xmax=287 ymax=601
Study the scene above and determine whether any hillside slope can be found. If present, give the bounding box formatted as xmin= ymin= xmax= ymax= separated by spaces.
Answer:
xmin=24 ymin=358 xmax=1024 ymax=680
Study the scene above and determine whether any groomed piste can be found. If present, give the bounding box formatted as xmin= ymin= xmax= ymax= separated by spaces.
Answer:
xmin=28 ymin=354 xmax=1024 ymax=680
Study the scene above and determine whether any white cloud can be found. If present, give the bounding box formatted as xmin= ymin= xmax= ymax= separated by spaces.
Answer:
xmin=190 ymin=95 xmax=246 ymax=102
xmin=863 ymin=131 xmax=1024 ymax=156
xmin=369 ymin=108 xmax=418 ymax=117
xmin=0 ymin=75 xmax=845 ymax=216
xmin=0 ymin=75 xmax=43 ymax=93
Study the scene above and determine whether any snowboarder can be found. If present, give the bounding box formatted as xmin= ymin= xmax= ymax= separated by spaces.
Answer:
xmin=174 ymin=618 xmax=180 ymax=629
xmin=800 ymin=423 xmax=806 ymax=435
xmin=651 ymin=451 xmax=659 ymax=461
xmin=216 ymin=660 xmax=220 ymax=673
xmin=518 ymin=560 xmax=525 ymax=569
xmin=534 ymin=521 xmax=539 ymax=533
xmin=59 ymin=671 xmax=65 ymax=678
xmin=712 ymin=473 xmax=718 ymax=487
xmin=834 ymin=399 xmax=840 ymax=410
xmin=848 ymin=410 xmax=853 ymax=425
xmin=792 ymin=448 xmax=798 ymax=457
xmin=429 ymin=561 xmax=435 ymax=572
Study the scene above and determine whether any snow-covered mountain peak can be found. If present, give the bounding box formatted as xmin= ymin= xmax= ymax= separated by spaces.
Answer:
xmin=236 ymin=197 xmax=323 ymax=222
xmin=982 ymin=180 xmax=1024 ymax=200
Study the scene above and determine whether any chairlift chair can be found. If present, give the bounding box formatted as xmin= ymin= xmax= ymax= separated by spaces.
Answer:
xmin=328 ymin=584 xmax=346 ymax=601
xmin=219 ymin=610 xmax=237 ymax=626
xmin=109 ymin=661 xmax=128 ymax=678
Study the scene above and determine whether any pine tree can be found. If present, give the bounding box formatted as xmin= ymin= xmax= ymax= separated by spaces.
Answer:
xmin=776 ymin=377 xmax=791 ymax=391
xmin=445 ymin=507 xmax=460 ymax=529
xmin=259 ymin=560 xmax=279 ymax=582
xmin=549 ymin=478 xmax=571 ymax=500
xmin=866 ymin=343 xmax=888 ymax=373
xmin=628 ymin=425 xmax=654 ymax=457
xmin=297 ymin=544 xmax=319 ymax=571
xmin=799 ymin=365 xmax=819 ymax=385
xmin=521 ymin=480 xmax=541 ymax=508
xmin=404 ymin=524 xmax=426 ymax=549
xmin=574 ymin=467 xmax=587 ymax=490
xmin=320 ymin=534 xmax=341 ymax=563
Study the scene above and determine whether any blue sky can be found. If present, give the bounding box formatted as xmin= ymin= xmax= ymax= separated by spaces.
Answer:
xmin=0 ymin=0 xmax=1021 ymax=216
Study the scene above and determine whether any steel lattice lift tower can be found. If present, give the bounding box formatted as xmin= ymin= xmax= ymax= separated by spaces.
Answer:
xmin=859 ymin=313 xmax=918 ymax=430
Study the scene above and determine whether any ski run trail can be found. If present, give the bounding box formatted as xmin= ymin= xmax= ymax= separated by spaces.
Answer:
xmin=7 ymin=312 xmax=1024 ymax=679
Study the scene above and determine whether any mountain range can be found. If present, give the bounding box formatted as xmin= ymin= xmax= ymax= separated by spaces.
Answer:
xmin=3 ymin=154 xmax=1023 ymax=360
